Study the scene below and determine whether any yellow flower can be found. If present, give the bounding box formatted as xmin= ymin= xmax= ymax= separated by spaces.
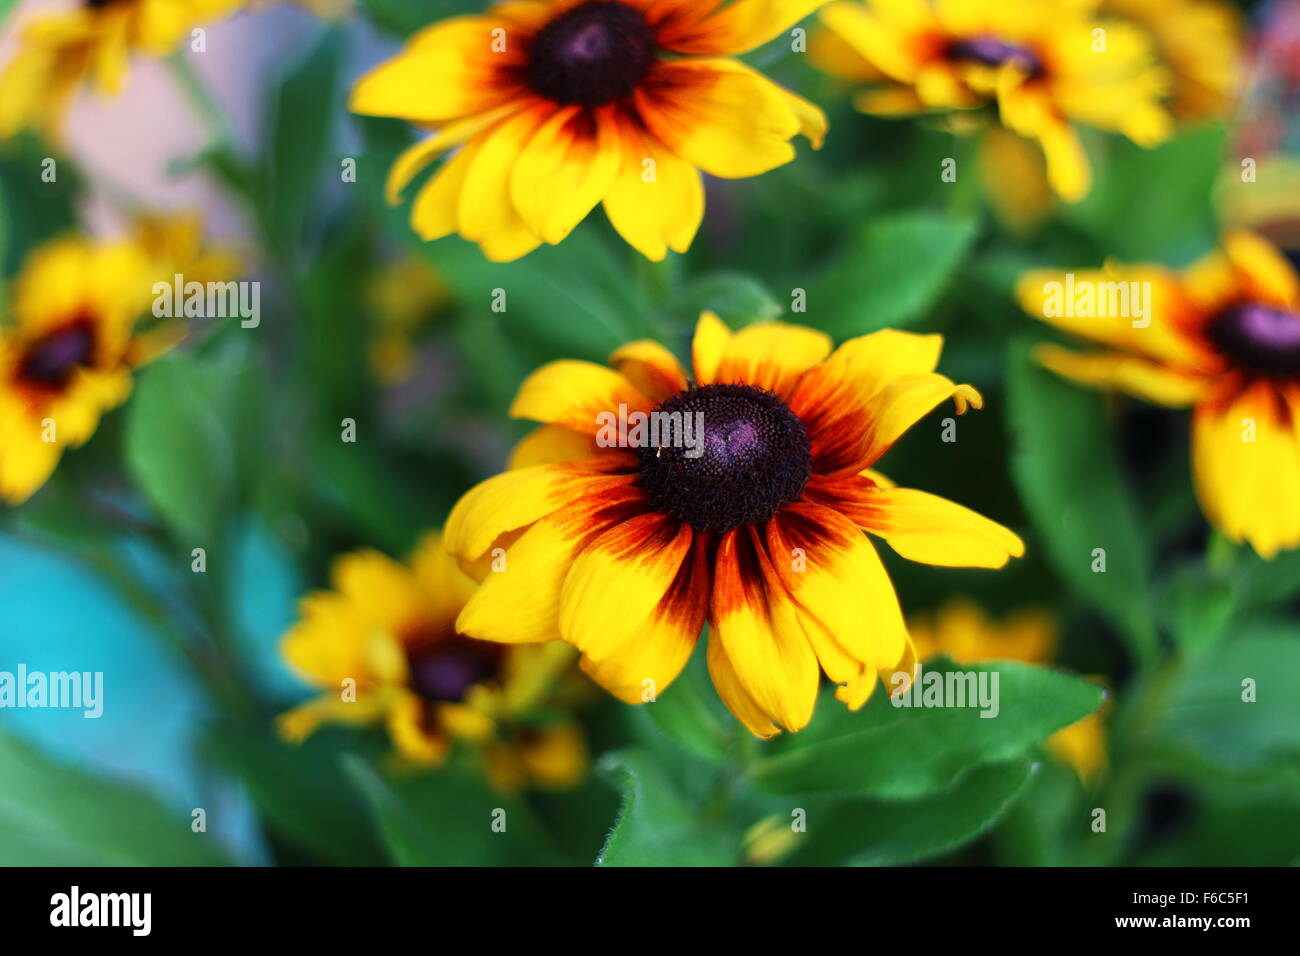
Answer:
xmin=909 ymin=599 xmax=1107 ymax=782
xmin=812 ymin=0 xmax=1172 ymax=202
xmin=278 ymin=532 xmax=589 ymax=790
xmin=350 ymin=0 xmax=830 ymax=262
xmin=1102 ymin=0 xmax=1241 ymax=120
xmin=0 ymin=229 xmax=189 ymax=504
xmin=1018 ymin=231 xmax=1300 ymax=559
xmin=443 ymin=313 xmax=1024 ymax=737
xmin=0 ymin=0 xmax=241 ymax=142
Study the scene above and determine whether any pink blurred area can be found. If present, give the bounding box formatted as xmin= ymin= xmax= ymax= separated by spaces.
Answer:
xmin=0 ymin=0 xmax=326 ymax=245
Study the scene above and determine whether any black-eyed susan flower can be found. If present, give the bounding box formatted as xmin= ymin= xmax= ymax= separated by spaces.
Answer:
xmin=0 ymin=231 xmax=186 ymax=504
xmin=1018 ymin=231 xmax=1300 ymax=559
xmin=0 ymin=0 xmax=241 ymax=142
xmin=444 ymin=313 xmax=1024 ymax=737
xmin=278 ymin=532 xmax=589 ymax=789
xmin=811 ymin=0 xmax=1172 ymax=204
xmin=910 ymin=599 xmax=1107 ymax=781
xmin=1102 ymin=0 xmax=1241 ymax=121
xmin=351 ymin=0 xmax=829 ymax=262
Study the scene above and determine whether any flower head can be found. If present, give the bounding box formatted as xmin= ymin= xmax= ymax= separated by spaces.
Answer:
xmin=909 ymin=599 xmax=1107 ymax=781
xmin=278 ymin=532 xmax=589 ymax=789
xmin=0 ymin=225 xmax=202 ymax=504
xmin=1018 ymin=231 xmax=1300 ymax=558
xmin=0 ymin=0 xmax=240 ymax=142
xmin=812 ymin=0 xmax=1172 ymax=202
xmin=351 ymin=0 xmax=830 ymax=262
xmin=444 ymin=313 xmax=1024 ymax=737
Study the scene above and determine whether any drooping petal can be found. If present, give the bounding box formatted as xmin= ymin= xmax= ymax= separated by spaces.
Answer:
xmin=601 ymin=112 xmax=705 ymax=261
xmin=564 ymin=515 xmax=708 ymax=703
xmin=709 ymin=527 xmax=820 ymax=732
xmin=1035 ymin=344 xmax=1210 ymax=408
xmin=706 ymin=632 xmax=780 ymax=738
xmin=853 ymin=486 xmax=1025 ymax=568
xmin=860 ymin=373 xmax=982 ymax=467
xmin=635 ymin=59 xmax=813 ymax=179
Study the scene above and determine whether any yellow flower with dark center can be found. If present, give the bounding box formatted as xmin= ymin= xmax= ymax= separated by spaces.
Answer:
xmin=350 ymin=0 xmax=830 ymax=262
xmin=0 ymin=229 xmax=190 ymax=504
xmin=909 ymin=599 xmax=1107 ymax=782
xmin=811 ymin=0 xmax=1172 ymax=202
xmin=0 ymin=0 xmax=241 ymax=142
xmin=1018 ymin=231 xmax=1300 ymax=559
xmin=1102 ymin=0 xmax=1241 ymax=120
xmin=443 ymin=313 xmax=1025 ymax=737
xmin=278 ymin=532 xmax=589 ymax=789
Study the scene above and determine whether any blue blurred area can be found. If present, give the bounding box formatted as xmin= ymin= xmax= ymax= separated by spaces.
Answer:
xmin=0 ymin=526 xmax=301 ymax=865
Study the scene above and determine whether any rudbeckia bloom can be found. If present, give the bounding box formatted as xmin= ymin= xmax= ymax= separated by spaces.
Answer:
xmin=909 ymin=599 xmax=1107 ymax=781
xmin=350 ymin=0 xmax=829 ymax=262
xmin=0 ymin=232 xmax=184 ymax=504
xmin=1017 ymin=231 xmax=1300 ymax=558
xmin=1102 ymin=0 xmax=1241 ymax=120
xmin=278 ymin=532 xmax=589 ymax=789
xmin=444 ymin=313 xmax=1025 ymax=736
xmin=0 ymin=0 xmax=240 ymax=142
xmin=811 ymin=0 xmax=1172 ymax=203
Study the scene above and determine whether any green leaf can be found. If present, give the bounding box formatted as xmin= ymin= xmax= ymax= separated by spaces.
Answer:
xmin=124 ymin=354 xmax=235 ymax=544
xmin=0 ymin=728 xmax=230 ymax=865
xmin=1006 ymin=340 xmax=1157 ymax=663
xmin=597 ymin=748 xmax=737 ymax=866
xmin=1151 ymin=625 xmax=1300 ymax=773
xmin=666 ymin=272 xmax=782 ymax=326
xmin=634 ymin=637 xmax=731 ymax=763
xmin=360 ymin=0 xmax=477 ymax=36
xmin=262 ymin=27 xmax=345 ymax=259
xmin=200 ymin=722 xmax=388 ymax=866
xmin=783 ymin=760 xmax=1035 ymax=866
xmin=344 ymin=757 xmax=564 ymax=866
xmin=752 ymin=658 xmax=1103 ymax=798
xmin=1161 ymin=562 xmax=1236 ymax=653
xmin=811 ymin=211 xmax=978 ymax=336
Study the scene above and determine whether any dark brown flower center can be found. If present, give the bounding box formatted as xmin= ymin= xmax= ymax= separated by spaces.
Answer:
xmin=946 ymin=36 xmax=1045 ymax=77
xmin=18 ymin=321 xmax=96 ymax=389
xmin=406 ymin=634 xmax=503 ymax=703
xmin=527 ymin=1 xmax=657 ymax=107
xmin=1206 ymin=302 xmax=1300 ymax=378
xmin=637 ymin=383 xmax=812 ymax=534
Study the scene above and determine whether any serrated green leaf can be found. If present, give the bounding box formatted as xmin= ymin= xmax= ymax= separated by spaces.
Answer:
xmin=783 ymin=760 xmax=1035 ymax=866
xmin=597 ymin=748 xmax=737 ymax=866
xmin=811 ymin=211 xmax=978 ymax=336
xmin=752 ymin=658 xmax=1103 ymax=798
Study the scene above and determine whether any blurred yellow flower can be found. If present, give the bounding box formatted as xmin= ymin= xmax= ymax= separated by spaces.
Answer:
xmin=910 ymin=599 xmax=1107 ymax=782
xmin=1018 ymin=231 xmax=1300 ymax=559
xmin=0 ymin=0 xmax=241 ymax=142
xmin=443 ymin=313 xmax=1023 ymax=738
xmin=812 ymin=0 xmax=1172 ymax=202
xmin=0 ymin=223 xmax=204 ymax=504
xmin=350 ymin=0 xmax=829 ymax=262
xmin=1102 ymin=0 xmax=1241 ymax=121
xmin=278 ymin=532 xmax=589 ymax=790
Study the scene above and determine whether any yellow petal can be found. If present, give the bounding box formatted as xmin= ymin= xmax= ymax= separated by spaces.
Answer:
xmin=510 ymin=358 xmax=652 ymax=433
xmin=858 ymin=486 xmax=1025 ymax=568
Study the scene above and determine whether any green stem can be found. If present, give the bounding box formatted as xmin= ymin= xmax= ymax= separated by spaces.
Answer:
xmin=167 ymin=52 xmax=239 ymax=152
